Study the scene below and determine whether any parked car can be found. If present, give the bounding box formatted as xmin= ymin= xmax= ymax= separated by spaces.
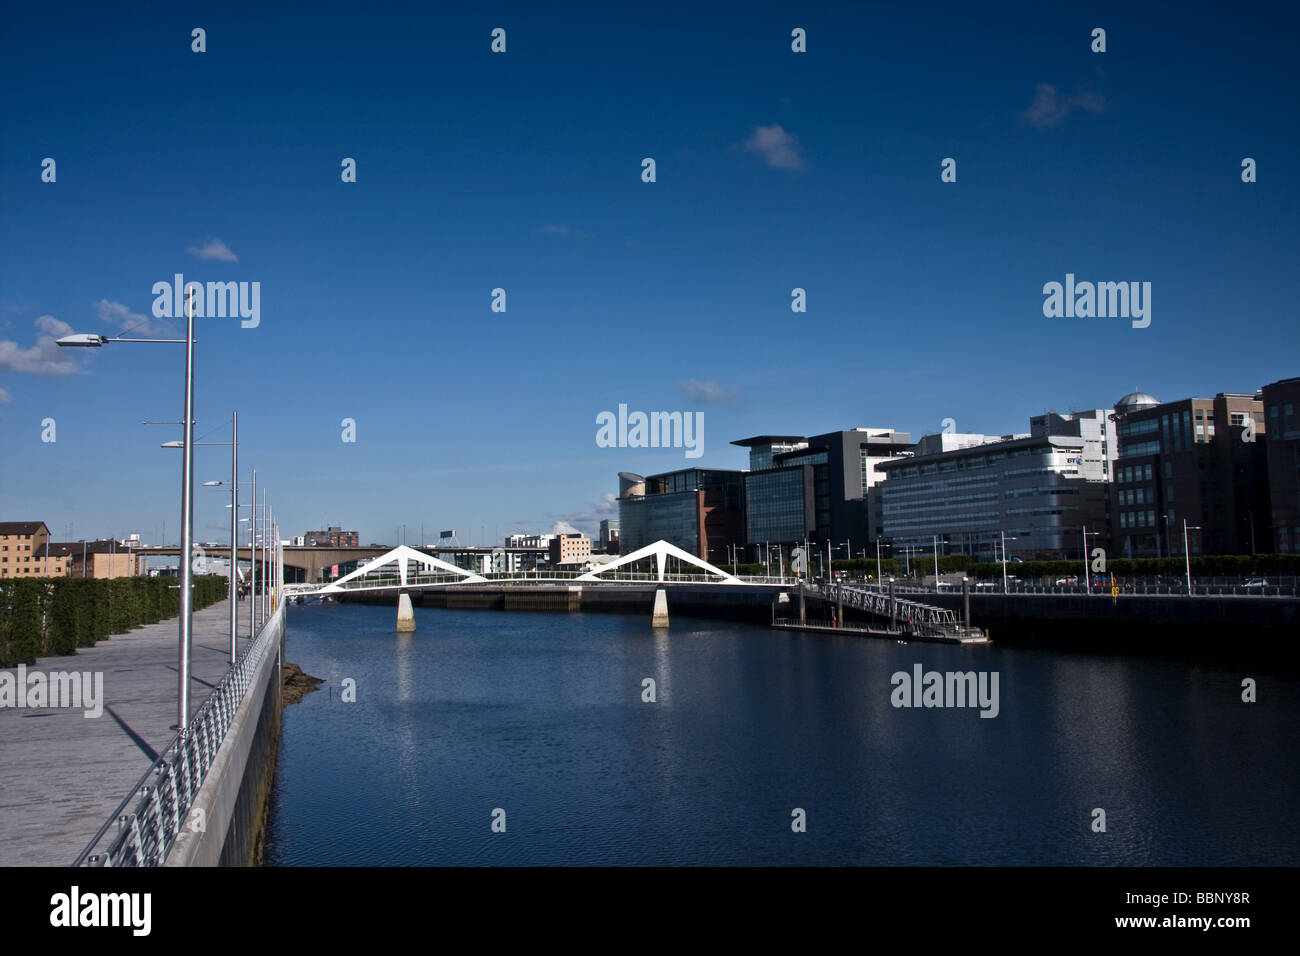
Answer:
xmin=1054 ymin=575 xmax=1080 ymax=586
xmin=1242 ymin=578 xmax=1269 ymax=590
xmin=974 ymin=580 xmax=998 ymax=590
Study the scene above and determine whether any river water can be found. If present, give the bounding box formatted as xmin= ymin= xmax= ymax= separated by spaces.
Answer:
xmin=263 ymin=603 xmax=1299 ymax=865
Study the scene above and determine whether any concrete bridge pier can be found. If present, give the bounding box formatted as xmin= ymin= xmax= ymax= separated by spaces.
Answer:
xmin=651 ymin=588 xmax=669 ymax=628
xmin=396 ymin=591 xmax=416 ymax=632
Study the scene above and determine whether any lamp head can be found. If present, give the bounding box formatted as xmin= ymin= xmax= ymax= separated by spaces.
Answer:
xmin=56 ymin=333 xmax=107 ymax=348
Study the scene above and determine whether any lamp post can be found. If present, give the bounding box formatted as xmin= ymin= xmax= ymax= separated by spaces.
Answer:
xmin=56 ymin=295 xmax=195 ymax=733
xmin=1082 ymin=525 xmax=1101 ymax=594
xmin=250 ymin=469 xmax=257 ymax=633
xmin=1183 ymin=518 xmax=1202 ymax=595
xmin=1000 ymin=532 xmax=1018 ymax=592
xmin=876 ymin=536 xmax=882 ymax=584
xmin=171 ymin=415 xmax=238 ymax=664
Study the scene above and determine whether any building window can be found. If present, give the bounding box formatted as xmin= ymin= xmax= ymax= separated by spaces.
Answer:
xmin=1144 ymin=464 xmax=1152 ymax=481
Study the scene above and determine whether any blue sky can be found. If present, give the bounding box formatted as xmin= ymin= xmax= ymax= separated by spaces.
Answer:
xmin=2 ymin=0 xmax=1297 ymax=546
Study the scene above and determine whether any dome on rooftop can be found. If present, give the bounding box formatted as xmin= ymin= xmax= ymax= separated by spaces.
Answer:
xmin=1114 ymin=391 xmax=1160 ymax=414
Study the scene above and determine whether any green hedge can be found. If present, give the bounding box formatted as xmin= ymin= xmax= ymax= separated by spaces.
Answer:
xmin=0 ymin=575 xmax=228 ymax=667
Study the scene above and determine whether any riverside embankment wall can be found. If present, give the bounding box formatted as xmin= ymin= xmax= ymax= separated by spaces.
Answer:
xmin=165 ymin=603 xmax=285 ymax=867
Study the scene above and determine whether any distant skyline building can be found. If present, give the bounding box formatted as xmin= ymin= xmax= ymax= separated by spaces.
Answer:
xmin=303 ymin=526 xmax=359 ymax=548
xmin=0 ymin=521 xmax=52 ymax=578
xmin=598 ymin=519 xmax=619 ymax=553
xmin=549 ymin=533 xmax=591 ymax=566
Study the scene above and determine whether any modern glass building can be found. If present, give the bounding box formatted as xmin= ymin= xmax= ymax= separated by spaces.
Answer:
xmin=617 ymin=468 xmax=745 ymax=559
xmin=877 ymin=410 xmax=1115 ymax=560
xmin=732 ymin=429 xmax=912 ymax=559
xmin=744 ymin=464 xmax=816 ymax=545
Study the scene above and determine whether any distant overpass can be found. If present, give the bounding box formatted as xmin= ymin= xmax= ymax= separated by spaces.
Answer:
xmin=133 ymin=543 xmax=548 ymax=583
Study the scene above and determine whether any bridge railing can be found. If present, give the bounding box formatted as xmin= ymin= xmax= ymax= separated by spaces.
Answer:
xmin=290 ymin=569 xmax=796 ymax=591
xmin=72 ymin=605 xmax=283 ymax=867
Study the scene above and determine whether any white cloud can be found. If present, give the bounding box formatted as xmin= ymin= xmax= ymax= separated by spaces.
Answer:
xmin=1022 ymin=83 xmax=1106 ymax=128
xmin=679 ymin=378 xmax=736 ymax=403
xmin=187 ymin=237 xmax=238 ymax=262
xmin=550 ymin=493 xmax=618 ymax=536
xmin=742 ymin=124 xmax=805 ymax=170
xmin=0 ymin=315 xmax=84 ymax=376
xmin=0 ymin=387 xmax=10 ymax=403
xmin=535 ymin=224 xmax=590 ymax=238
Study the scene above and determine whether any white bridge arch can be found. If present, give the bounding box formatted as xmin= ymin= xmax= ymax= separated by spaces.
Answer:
xmin=574 ymin=539 xmax=740 ymax=583
xmin=282 ymin=539 xmax=745 ymax=596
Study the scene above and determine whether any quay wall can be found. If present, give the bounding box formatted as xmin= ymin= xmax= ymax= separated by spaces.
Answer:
xmin=165 ymin=603 xmax=286 ymax=867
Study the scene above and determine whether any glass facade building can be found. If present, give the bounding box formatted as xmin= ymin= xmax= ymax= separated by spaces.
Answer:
xmin=744 ymin=466 xmax=815 ymax=544
xmin=877 ymin=411 xmax=1115 ymax=560
xmin=617 ymin=469 xmax=745 ymax=559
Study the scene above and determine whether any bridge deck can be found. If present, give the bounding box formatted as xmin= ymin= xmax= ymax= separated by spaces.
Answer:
xmin=0 ymin=598 xmax=252 ymax=865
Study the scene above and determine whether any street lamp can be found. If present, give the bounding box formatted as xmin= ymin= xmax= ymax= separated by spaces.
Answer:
xmin=56 ymin=295 xmax=196 ymax=733
xmin=165 ymin=413 xmax=239 ymax=664
xmin=1183 ymin=519 xmax=1202 ymax=595
xmin=1082 ymin=526 xmax=1101 ymax=594
xmin=999 ymin=532 xmax=1018 ymax=592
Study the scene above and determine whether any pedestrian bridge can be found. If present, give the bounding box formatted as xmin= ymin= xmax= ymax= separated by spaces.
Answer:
xmin=281 ymin=540 xmax=790 ymax=597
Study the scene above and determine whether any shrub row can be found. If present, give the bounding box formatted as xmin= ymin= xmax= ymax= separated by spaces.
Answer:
xmin=0 ymin=575 xmax=227 ymax=667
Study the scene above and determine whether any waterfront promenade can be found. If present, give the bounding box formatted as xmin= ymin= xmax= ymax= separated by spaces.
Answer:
xmin=0 ymin=599 xmax=249 ymax=865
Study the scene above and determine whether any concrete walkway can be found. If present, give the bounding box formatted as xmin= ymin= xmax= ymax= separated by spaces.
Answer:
xmin=0 ymin=598 xmax=254 ymax=866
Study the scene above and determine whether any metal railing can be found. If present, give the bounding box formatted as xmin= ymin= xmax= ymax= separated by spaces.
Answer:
xmin=72 ymin=606 xmax=283 ymax=867
xmin=834 ymin=575 xmax=1299 ymax=598
xmin=823 ymin=583 xmax=958 ymax=628
xmin=287 ymin=570 xmax=797 ymax=594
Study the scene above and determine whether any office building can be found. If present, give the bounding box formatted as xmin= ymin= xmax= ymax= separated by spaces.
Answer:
xmin=1109 ymin=390 xmax=1268 ymax=557
xmin=733 ymin=429 xmax=913 ymax=558
xmin=617 ymin=468 xmax=745 ymax=560
xmin=876 ymin=410 xmax=1115 ymax=560
xmin=1262 ymin=377 xmax=1300 ymax=552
